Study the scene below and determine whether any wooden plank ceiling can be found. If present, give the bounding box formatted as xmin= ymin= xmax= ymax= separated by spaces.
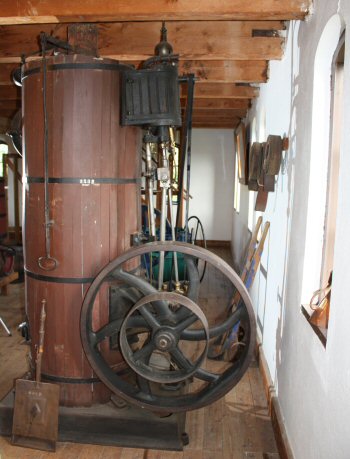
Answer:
xmin=0 ymin=0 xmax=311 ymax=132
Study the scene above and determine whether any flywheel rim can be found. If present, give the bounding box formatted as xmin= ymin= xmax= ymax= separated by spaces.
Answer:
xmin=80 ymin=241 xmax=256 ymax=413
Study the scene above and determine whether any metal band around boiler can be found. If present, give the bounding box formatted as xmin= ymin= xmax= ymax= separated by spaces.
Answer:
xmin=26 ymin=177 xmax=140 ymax=185
xmin=41 ymin=373 xmax=101 ymax=384
xmin=22 ymin=62 xmax=133 ymax=79
xmin=25 ymin=270 xmax=94 ymax=284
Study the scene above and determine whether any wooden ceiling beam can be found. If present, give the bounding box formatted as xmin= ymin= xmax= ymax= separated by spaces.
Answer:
xmin=192 ymin=121 xmax=240 ymax=129
xmin=0 ymin=100 xmax=20 ymax=109
xmin=0 ymin=86 xmax=20 ymax=99
xmin=182 ymin=98 xmax=251 ymax=110
xmin=0 ymin=63 xmax=17 ymax=85
xmin=192 ymin=108 xmax=247 ymax=119
xmin=0 ymin=117 xmax=11 ymax=131
xmin=0 ymin=58 xmax=268 ymax=84
xmin=178 ymin=60 xmax=268 ymax=83
xmin=0 ymin=108 xmax=18 ymax=118
xmin=0 ymin=22 xmax=284 ymax=62
xmin=0 ymin=1 xmax=311 ymax=25
xmin=192 ymin=123 xmax=242 ymax=130
xmin=188 ymin=83 xmax=259 ymax=99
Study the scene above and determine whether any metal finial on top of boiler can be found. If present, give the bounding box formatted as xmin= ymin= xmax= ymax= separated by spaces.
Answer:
xmin=155 ymin=21 xmax=173 ymax=56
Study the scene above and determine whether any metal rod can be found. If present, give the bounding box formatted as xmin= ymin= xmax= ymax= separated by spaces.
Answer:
xmin=157 ymin=143 xmax=169 ymax=290
xmin=36 ymin=299 xmax=47 ymax=384
xmin=157 ymin=185 xmax=167 ymax=290
xmin=168 ymin=186 xmax=179 ymax=284
xmin=145 ymin=142 xmax=156 ymax=237
xmin=0 ymin=316 xmax=11 ymax=336
xmin=43 ymin=48 xmax=50 ymax=256
xmin=38 ymin=35 xmax=58 ymax=271
xmin=167 ymin=127 xmax=180 ymax=285
xmin=176 ymin=74 xmax=195 ymax=229
xmin=184 ymin=75 xmax=195 ymax=240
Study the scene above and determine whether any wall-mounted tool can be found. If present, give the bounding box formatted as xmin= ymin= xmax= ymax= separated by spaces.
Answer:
xmin=248 ymin=135 xmax=288 ymax=212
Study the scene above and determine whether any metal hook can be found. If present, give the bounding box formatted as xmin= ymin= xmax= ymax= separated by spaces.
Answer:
xmin=38 ymin=256 xmax=58 ymax=271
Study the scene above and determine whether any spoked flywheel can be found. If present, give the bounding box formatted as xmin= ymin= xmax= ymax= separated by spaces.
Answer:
xmin=80 ymin=241 xmax=256 ymax=413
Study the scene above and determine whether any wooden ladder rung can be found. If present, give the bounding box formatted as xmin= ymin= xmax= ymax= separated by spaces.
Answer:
xmin=0 ymin=272 xmax=19 ymax=295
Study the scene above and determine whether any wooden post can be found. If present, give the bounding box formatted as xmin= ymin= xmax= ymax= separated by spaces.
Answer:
xmin=67 ymin=24 xmax=99 ymax=56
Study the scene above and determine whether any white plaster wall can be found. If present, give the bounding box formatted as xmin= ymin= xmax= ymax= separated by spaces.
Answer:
xmin=7 ymin=160 xmax=22 ymax=228
xmin=231 ymin=1 xmax=350 ymax=457
xmin=189 ymin=129 xmax=234 ymax=241
xmin=0 ymin=134 xmax=22 ymax=228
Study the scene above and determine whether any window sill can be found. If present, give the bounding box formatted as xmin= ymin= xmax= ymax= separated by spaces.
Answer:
xmin=301 ymin=305 xmax=327 ymax=348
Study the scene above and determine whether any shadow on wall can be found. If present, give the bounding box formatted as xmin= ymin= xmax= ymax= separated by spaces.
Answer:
xmin=212 ymin=133 xmax=234 ymax=241
xmin=269 ymin=21 xmax=301 ymax=390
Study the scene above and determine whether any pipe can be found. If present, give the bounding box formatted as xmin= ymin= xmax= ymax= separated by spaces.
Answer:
xmin=145 ymin=141 xmax=156 ymax=237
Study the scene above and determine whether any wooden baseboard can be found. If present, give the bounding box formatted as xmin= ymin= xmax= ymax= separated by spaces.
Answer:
xmin=270 ymin=396 xmax=294 ymax=459
xmin=257 ymin=342 xmax=294 ymax=459
xmin=206 ymin=240 xmax=231 ymax=248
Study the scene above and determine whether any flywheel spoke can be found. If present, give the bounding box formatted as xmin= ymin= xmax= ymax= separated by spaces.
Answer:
xmin=170 ymin=347 xmax=193 ymax=371
xmin=93 ymin=320 xmax=122 ymax=345
xmin=133 ymin=341 xmax=155 ymax=362
xmin=137 ymin=374 xmax=154 ymax=398
xmin=94 ymin=317 xmax=148 ymax=344
xmin=195 ymin=368 xmax=220 ymax=383
xmin=174 ymin=312 xmax=199 ymax=333
xmin=138 ymin=305 xmax=161 ymax=330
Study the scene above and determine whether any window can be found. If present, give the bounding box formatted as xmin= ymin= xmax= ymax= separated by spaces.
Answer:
xmin=0 ymin=143 xmax=8 ymax=177
xmin=301 ymin=16 xmax=344 ymax=345
xmin=321 ymin=34 xmax=344 ymax=288
xmin=234 ymin=144 xmax=241 ymax=213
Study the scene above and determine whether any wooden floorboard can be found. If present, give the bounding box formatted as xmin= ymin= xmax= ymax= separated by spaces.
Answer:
xmin=0 ymin=249 xmax=279 ymax=458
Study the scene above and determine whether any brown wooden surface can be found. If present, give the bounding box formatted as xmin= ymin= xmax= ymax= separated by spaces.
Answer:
xmin=0 ymin=272 xmax=18 ymax=295
xmin=192 ymin=108 xmax=247 ymax=119
xmin=184 ymin=99 xmax=250 ymax=110
xmin=23 ymin=54 xmax=140 ymax=406
xmin=12 ymin=379 xmax=60 ymax=451
xmin=191 ymin=122 xmax=239 ymax=130
xmin=188 ymin=83 xmax=259 ymax=99
xmin=255 ymin=189 xmax=269 ymax=212
xmin=178 ymin=60 xmax=268 ymax=83
xmin=0 ymin=1 xmax=310 ymax=24
xmin=0 ymin=21 xmax=284 ymax=61
xmin=0 ymin=249 xmax=279 ymax=458
xmin=257 ymin=343 xmax=292 ymax=459
xmin=0 ymin=1 xmax=311 ymax=130
xmin=0 ymin=117 xmax=11 ymax=131
xmin=0 ymin=272 xmax=18 ymax=296
xmin=0 ymin=63 xmax=17 ymax=85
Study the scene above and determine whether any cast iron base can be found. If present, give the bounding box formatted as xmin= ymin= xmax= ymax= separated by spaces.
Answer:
xmin=0 ymin=390 xmax=187 ymax=451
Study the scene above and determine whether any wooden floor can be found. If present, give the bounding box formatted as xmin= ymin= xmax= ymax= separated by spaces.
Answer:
xmin=0 ymin=250 xmax=279 ymax=459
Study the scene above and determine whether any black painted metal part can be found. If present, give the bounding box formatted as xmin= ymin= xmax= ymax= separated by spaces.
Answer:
xmin=80 ymin=241 xmax=256 ymax=413
xmin=121 ymin=66 xmax=182 ymax=127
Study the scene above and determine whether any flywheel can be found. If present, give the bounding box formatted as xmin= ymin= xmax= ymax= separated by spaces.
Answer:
xmin=80 ymin=241 xmax=256 ymax=413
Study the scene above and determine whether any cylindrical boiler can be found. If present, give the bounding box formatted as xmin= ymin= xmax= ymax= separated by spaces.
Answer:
xmin=22 ymin=54 xmax=140 ymax=406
